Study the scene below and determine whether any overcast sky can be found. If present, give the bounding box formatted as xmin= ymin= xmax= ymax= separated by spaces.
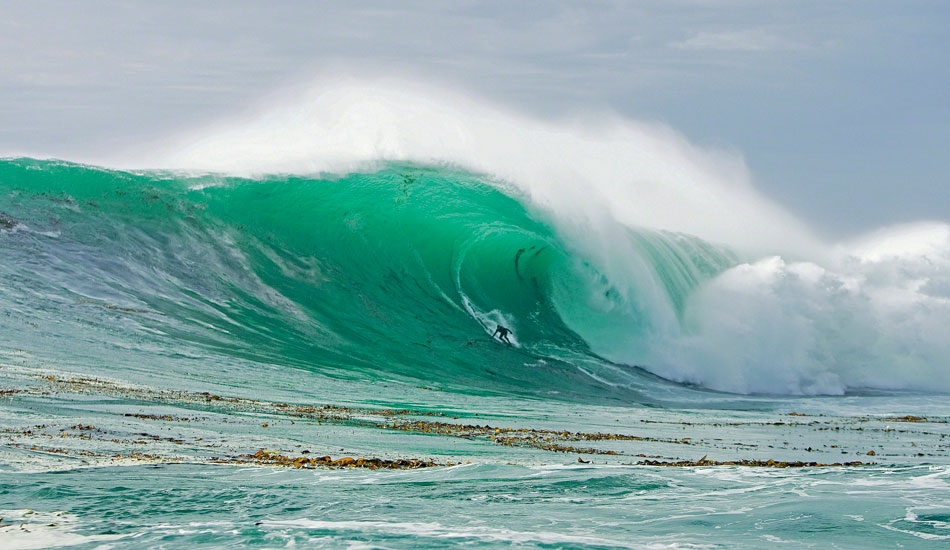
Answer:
xmin=1 ymin=1 xmax=947 ymax=237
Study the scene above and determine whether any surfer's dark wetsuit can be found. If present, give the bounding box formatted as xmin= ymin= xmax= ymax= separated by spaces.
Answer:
xmin=492 ymin=325 xmax=512 ymax=344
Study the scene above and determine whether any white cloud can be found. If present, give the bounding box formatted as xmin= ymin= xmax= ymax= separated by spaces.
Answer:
xmin=672 ymin=29 xmax=803 ymax=52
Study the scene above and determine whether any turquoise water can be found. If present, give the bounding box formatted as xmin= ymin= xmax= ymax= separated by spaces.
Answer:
xmin=0 ymin=158 xmax=948 ymax=548
xmin=3 ymin=463 xmax=949 ymax=548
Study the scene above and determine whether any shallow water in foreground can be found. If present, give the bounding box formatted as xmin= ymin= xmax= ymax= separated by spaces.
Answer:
xmin=4 ymin=462 xmax=949 ymax=549
xmin=1 ymin=360 xmax=948 ymax=549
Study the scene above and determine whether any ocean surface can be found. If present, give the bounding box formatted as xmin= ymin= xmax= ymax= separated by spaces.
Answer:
xmin=0 ymin=157 xmax=948 ymax=549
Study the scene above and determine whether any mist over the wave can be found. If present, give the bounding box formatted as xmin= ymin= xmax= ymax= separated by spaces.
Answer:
xmin=95 ymin=78 xmax=950 ymax=395
xmin=132 ymin=77 xmax=817 ymax=255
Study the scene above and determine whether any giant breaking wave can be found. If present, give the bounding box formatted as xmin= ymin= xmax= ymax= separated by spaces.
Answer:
xmin=2 ymin=79 xmax=948 ymax=396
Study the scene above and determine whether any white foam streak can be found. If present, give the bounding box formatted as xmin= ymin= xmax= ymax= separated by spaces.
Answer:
xmin=262 ymin=518 xmax=702 ymax=548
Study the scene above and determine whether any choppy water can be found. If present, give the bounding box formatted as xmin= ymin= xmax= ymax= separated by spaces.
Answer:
xmin=1 ymin=158 xmax=948 ymax=548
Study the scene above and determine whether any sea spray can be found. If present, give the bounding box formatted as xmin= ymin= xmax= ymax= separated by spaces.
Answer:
xmin=133 ymin=78 xmax=818 ymax=254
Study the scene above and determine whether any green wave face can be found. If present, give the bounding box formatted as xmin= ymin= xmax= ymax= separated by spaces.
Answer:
xmin=0 ymin=158 xmax=736 ymax=403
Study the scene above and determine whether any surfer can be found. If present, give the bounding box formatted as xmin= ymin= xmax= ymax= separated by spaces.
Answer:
xmin=492 ymin=324 xmax=512 ymax=345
